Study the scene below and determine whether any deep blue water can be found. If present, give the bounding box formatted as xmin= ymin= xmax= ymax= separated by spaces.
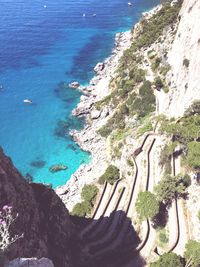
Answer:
xmin=0 ymin=0 xmax=160 ymax=188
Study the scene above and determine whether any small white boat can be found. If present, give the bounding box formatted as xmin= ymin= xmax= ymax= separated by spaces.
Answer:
xmin=82 ymin=13 xmax=86 ymax=17
xmin=92 ymin=13 xmax=96 ymax=17
xmin=44 ymin=5 xmax=47 ymax=8
xmin=23 ymin=99 xmax=32 ymax=104
xmin=128 ymin=2 xmax=132 ymax=6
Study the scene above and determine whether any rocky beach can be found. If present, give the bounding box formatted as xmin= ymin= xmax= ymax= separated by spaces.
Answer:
xmin=56 ymin=31 xmax=132 ymax=211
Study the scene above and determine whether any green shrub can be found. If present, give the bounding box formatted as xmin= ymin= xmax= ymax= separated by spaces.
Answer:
xmin=154 ymin=76 xmax=163 ymax=89
xmin=98 ymin=124 xmax=113 ymax=137
xmin=163 ymin=85 xmax=170 ymax=93
xmin=99 ymin=165 xmax=120 ymax=185
xmin=148 ymin=50 xmax=156 ymax=59
xmin=98 ymin=109 xmax=126 ymax=137
xmin=127 ymin=158 xmax=134 ymax=167
xmin=81 ymin=184 xmax=99 ymax=204
xmin=150 ymin=252 xmax=184 ymax=267
xmin=71 ymin=184 xmax=99 ymax=217
xmin=127 ymin=80 xmax=155 ymax=118
xmin=159 ymin=64 xmax=171 ymax=76
xmin=185 ymin=142 xmax=200 ymax=169
xmin=138 ymin=121 xmax=153 ymax=135
xmin=152 ymin=57 xmax=161 ymax=71
xmin=159 ymin=231 xmax=168 ymax=244
xmin=71 ymin=201 xmax=92 ymax=217
xmin=136 ymin=191 xmax=160 ymax=221
xmin=155 ymin=174 xmax=187 ymax=204
xmin=184 ymin=240 xmax=200 ymax=267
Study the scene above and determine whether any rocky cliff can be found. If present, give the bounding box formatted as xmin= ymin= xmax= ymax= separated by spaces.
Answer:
xmin=160 ymin=0 xmax=200 ymax=117
xmin=0 ymin=148 xmax=78 ymax=267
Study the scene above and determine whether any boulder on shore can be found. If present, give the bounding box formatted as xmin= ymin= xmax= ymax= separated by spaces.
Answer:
xmin=49 ymin=164 xmax=68 ymax=173
xmin=94 ymin=62 xmax=105 ymax=73
xmin=91 ymin=109 xmax=101 ymax=119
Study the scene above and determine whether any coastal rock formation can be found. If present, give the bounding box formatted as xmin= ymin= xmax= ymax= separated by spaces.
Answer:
xmin=94 ymin=62 xmax=105 ymax=73
xmin=160 ymin=0 xmax=200 ymax=117
xmin=57 ymin=31 xmax=132 ymax=211
xmin=68 ymin=81 xmax=80 ymax=89
xmin=0 ymin=148 xmax=77 ymax=267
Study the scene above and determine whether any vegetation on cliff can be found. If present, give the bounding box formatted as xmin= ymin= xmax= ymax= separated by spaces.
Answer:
xmin=97 ymin=0 xmax=182 ymax=148
xmin=184 ymin=240 xmax=200 ymax=267
xmin=150 ymin=252 xmax=184 ymax=267
xmin=98 ymin=165 xmax=120 ymax=185
xmin=155 ymin=174 xmax=190 ymax=204
xmin=150 ymin=240 xmax=200 ymax=267
xmin=159 ymin=101 xmax=200 ymax=171
xmin=136 ymin=191 xmax=160 ymax=221
xmin=71 ymin=184 xmax=99 ymax=217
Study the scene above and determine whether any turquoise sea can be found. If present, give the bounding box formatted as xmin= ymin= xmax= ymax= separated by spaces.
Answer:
xmin=0 ymin=0 xmax=160 ymax=188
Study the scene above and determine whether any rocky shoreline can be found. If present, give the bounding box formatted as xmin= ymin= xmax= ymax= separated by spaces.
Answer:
xmin=56 ymin=31 xmax=132 ymax=211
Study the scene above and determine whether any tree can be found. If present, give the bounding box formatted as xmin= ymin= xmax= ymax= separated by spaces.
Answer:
xmin=184 ymin=100 xmax=200 ymax=116
xmin=185 ymin=142 xmax=200 ymax=170
xmin=71 ymin=201 xmax=91 ymax=217
xmin=184 ymin=240 xmax=200 ymax=267
xmin=81 ymin=184 xmax=99 ymax=204
xmin=71 ymin=184 xmax=99 ymax=217
xmin=150 ymin=252 xmax=184 ymax=267
xmin=136 ymin=191 xmax=160 ymax=221
xmin=155 ymin=174 xmax=186 ymax=204
xmin=99 ymin=165 xmax=120 ymax=185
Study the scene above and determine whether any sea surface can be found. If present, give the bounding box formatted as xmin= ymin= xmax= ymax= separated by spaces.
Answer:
xmin=0 ymin=0 xmax=160 ymax=188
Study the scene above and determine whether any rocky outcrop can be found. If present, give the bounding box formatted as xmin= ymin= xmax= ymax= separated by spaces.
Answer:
xmin=49 ymin=164 xmax=68 ymax=173
xmin=0 ymin=148 xmax=78 ymax=267
xmin=160 ymin=0 xmax=200 ymax=117
xmin=94 ymin=62 xmax=105 ymax=74
xmin=68 ymin=81 xmax=80 ymax=89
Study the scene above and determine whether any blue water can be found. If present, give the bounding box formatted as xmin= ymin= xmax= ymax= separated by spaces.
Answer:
xmin=0 ymin=0 xmax=160 ymax=188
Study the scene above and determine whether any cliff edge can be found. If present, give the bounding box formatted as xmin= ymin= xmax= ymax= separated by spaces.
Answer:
xmin=0 ymin=148 xmax=77 ymax=267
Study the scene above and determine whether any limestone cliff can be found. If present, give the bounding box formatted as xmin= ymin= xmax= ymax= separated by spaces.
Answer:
xmin=0 ymin=148 xmax=78 ymax=267
xmin=160 ymin=0 xmax=200 ymax=117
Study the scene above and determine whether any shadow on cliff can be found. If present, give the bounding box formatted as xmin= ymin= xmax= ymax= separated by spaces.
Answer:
xmin=0 ymin=147 xmax=145 ymax=267
xmin=70 ymin=211 xmax=146 ymax=267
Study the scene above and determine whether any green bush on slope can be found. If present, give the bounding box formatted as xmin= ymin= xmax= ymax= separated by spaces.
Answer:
xmin=98 ymin=165 xmax=120 ymax=185
xmin=136 ymin=191 xmax=160 ymax=221
xmin=71 ymin=184 xmax=99 ymax=217
xmin=150 ymin=252 xmax=184 ymax=267
xmin=159 ymin=110 xmax=200 ymax=171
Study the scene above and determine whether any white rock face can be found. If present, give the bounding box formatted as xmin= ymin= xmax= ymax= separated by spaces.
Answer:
xmin=160 ymin=0 xmax=200 ymax=118
xmin=6 ymin=258 xmax=54 ymax=267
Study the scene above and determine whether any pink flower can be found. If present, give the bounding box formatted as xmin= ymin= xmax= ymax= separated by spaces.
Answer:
xmin=0 ymin=219 xmax=5 ymax=225
xmin=2 ymin=205 xmax=11 ymax=211
xmin=3 ymin=205 xmax=9 ymax=210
